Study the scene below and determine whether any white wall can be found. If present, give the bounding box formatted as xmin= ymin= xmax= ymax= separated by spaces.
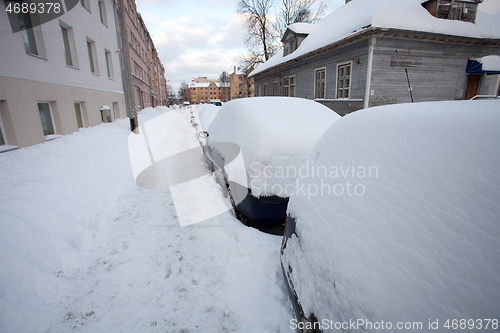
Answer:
xmin=0 ymin=0 xmax=126 ymax=148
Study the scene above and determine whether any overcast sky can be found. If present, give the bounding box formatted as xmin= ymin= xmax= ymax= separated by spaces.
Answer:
xmin=135 ymin=0 xmax=346 ymax=90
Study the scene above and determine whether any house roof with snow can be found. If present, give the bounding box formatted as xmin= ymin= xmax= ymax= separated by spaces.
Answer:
xmin=251 ymin=0 xmax=500 ymax=76
xmin=190 ymin=82 xmax=221 ymax=88
xmin=287 ymin=22 xmax=314 ymax=35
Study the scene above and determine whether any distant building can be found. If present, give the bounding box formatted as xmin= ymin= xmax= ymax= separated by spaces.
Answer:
xmin=230 ymin=67 xmax=254 ymax=100
xmin=188 ymin=79 xmax=230 ymax=105
xmin=146 ymin=30 xmax=167 ymax=107
xmin=251 ymin=0 xmax=500 ymax=115
xmin=119 ymin=0 xmax=167 ymax=111
xmin=0 ymin=0 xmax=126 ymax=149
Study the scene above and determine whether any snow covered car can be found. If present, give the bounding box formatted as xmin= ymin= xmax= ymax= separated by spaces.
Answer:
xmin=209 ymin=99 xmax=222 ymax=106
xmin=197 ymin=104 xmax=221 ymax=131
xmin=203 ymin=97 xmax=340 ymax=228
xmin=281 ymin=100 xmax=500 ymax=332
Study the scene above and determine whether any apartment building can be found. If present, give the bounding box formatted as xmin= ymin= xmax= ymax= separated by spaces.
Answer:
xmin=230 ymin=68 xmax=254 ymax=100
xmin=0 ymin=0 xmax=126 ymax=150
xmin=122 ymin=0 xmax=151 ymax=111
xmin=147 ymin=30 xmax=167 ymax=107
xmin=188 ymin=78 xmax=230 ymax=105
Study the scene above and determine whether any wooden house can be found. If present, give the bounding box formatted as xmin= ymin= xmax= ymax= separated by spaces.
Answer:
xmin=250 ymin=0 xmax=500 ymax=115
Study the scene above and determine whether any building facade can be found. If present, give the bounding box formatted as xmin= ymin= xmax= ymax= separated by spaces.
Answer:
xmin=122 ymin=1 xmax=151 ymax=111
xmin=188 ymin=79 xmax=230 ymax=105
xmin=0 ymin=0 xmax=126 ymax=149
xmin=229 ymin=68 xmax=254 ymax=100
xmin=251 ymin=0 xmax=500 ymax=115
xmin=146 ymin=30 xmax=167 ymax=107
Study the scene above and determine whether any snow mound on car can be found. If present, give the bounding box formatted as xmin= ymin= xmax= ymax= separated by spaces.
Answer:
xmin=209 ymin=97 xmax=341 ymax=197
xmin=197 ymin=104 xmax=221 ymax=131
xmin=284 ymin=100 xmax=500 ymax=331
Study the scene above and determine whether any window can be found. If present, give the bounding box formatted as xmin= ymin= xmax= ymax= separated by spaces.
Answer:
xmin=17 ymin=13 xmax=38 ymax=55
xmin=81 ymin=0 xmax=91 ymax=12
xmin=256 ymin=85 xmax=262 ymax=97
xmin=289 ymin=76 xmax=296 ymax=97
xmin=315 ymin=68 xmax=326 ymax=99
xmin=98 ymin=1 xmax=107 ymax=26
xmin=0 ymin=113 xmax=6 ymax=145
xmin=60 ymin=24 xmax=78 ymax=67
xmin=284 ymin=39 xmax=295 ymax=56
xmin=74 ymin=103 xmax=84 ymax=128
xmin=60 ymin=26 xmax=72 ymax=66
xmin=283 ymin=77 xmax=289 ymax=96
xmin=282 ymin=76 xmax=295 ymax=97
xmin=38 ymin=102 xmax=55 ymax=137
xmin=105 ymin=50 xmax=113 ymax=78
xmin=337 ymin=62 xmax=352 ymax=99
xmin=87 ymin=39 xmax=98 ymax=74
xmin=263 ymin=84 xmax=267 ymax=96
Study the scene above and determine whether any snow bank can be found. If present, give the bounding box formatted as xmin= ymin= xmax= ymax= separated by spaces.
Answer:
xmin=252 ymin=0 xmax=500 ymax=76
xmin=283 ymin=100 xmax=500 ymax=331
xmin=137 ymin=106 xmax=170 ymax=126
xmin=197 ymin=104 xmax=221 ymax=131
xmin=209 ymin=97 xmax=340 ymax=197
xmin=0 ymin=120 xmax=134 ymax=332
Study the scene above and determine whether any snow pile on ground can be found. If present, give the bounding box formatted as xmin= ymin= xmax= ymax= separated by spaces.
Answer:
xmin=137 ymin=106 xmax=170 ymax=125
xmin=209 ymin=97 xmax=340 ymax=197
xmin=0 ymin=106 xmax=295 ymax=332
xmin=0 ymin=120 xmax=134 ymax=332
xmin=252 ymin=0 xmax=500 ymax=76
xmin=283 ymin=100 xmax=500 ymax=331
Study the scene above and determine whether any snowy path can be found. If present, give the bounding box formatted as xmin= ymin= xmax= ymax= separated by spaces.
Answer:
xmin=0 ymin=108 xmax=295 ymax=333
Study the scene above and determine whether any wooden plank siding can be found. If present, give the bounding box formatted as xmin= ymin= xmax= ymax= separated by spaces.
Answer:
xmin=369 ymin=37 xmax=500 ymax=107
xmin=253 ymin=40 xmax=370 ymax=115
xmin=253 ymin=29 xmax=500 ymax=115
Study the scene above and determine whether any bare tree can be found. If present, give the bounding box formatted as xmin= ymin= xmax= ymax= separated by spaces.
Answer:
xmin=166 ymin=84 xmax=177 ymax=105
xmin=236 ymin=54 xmax=262 ymax=75
xmin=177 ymin=81 xmax=189 ymax=103
xmin=237 ymin=0 xmax=278 ymax=62
xmin=219 ymin=71 xmax=230 ymax=102
xmin=275 ymin=0 xmax=326 ymax=37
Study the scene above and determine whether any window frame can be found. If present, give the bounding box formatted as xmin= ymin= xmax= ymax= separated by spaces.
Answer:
xmin=314 ymin=67 xmax=326 ymax=100
xmin=74 ymin=102 xmax=85 ymax=128
xmin=86 ymin=38 xmax=99 ymax=74
xmin=283 ymin=77 xmax=289 ymax=97
xmin=289 ymin=75 xmax=296 ymax=97
xmin=81 ymin=0 xmax=91 ymax=12
xmin=105 ymin=49 xmax=114 ymax=78
xmin=336 ymin=61 xmax=353 ymax=99
xmin=98 ymin=0 xmax=108 ymax=27
xmin=37 ymin=102 xmax=56 ymax=137
xmin=0 ymin=112 xmax=7 ymax=145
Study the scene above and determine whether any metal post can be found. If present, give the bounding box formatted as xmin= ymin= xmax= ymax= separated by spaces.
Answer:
xmin=405 ymin=68 xmax=414 ymax=103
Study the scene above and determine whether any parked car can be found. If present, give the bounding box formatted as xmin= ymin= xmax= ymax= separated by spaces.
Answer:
xmin=201 ymin=97 xmax=340 ymax=230
xmin=209 ymin=99 xmax=222 ymax=106
xmin=281 ymin=100 xmax=500 ymax=332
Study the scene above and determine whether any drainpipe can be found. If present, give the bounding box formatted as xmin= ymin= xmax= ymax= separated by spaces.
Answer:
xmin=364 ymin=36 xmax=376 ymax=109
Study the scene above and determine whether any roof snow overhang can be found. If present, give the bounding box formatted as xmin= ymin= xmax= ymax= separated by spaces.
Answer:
xmin=252 ymin=27 xmax=500 ymax=77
